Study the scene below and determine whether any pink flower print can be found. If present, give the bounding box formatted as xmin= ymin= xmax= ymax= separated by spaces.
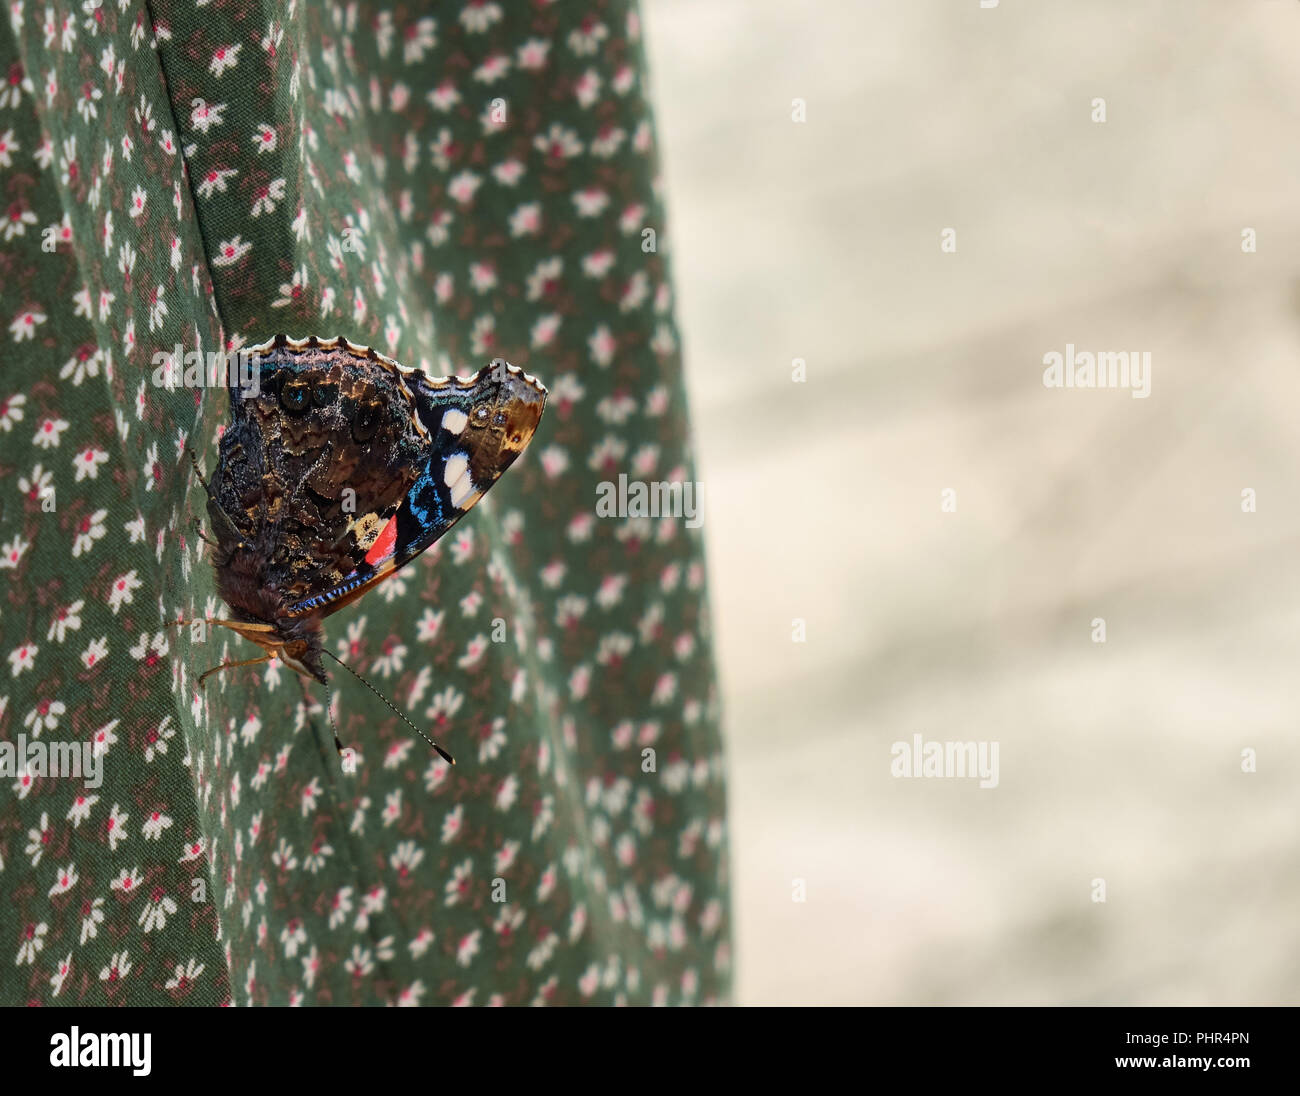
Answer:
xmin=574 ymin=69 xmax=601 ymax=109
xmin=516 ymin=38 xmax=550 ymax=70
xmin=508 ymin=201 xmax=540 ymax=237
xmin=492 ymin=157 xmax=525 ymax=186
xmin=447 ymin=170 xmax=481 ymax=204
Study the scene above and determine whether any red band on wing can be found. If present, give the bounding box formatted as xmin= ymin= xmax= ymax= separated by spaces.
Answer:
xmin=365 ymin=515 xmax=398 ymax=566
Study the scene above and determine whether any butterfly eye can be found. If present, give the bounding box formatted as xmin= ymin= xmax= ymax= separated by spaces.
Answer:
xmin=312 ymin=382 xmax=337 ymax=408
xmin=279 ymin=381 xmax=310 ymax=414
xmin=351 ymin=401 xmax=382 ymax=443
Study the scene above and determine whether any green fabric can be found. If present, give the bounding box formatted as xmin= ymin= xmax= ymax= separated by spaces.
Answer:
xmin=0 ymin=0 xmax=728 ymax=1005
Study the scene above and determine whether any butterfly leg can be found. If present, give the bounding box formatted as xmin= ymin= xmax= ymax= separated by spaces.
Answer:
xmin=185 ymin=447 xmax=243 ymax=545
xmin=192 ymin=519 xmax=219 ymax=550
xmin=198 ymin=654 xmax=271 ymax=688
xmin=165 ymin=617 xmax=276 ymax=634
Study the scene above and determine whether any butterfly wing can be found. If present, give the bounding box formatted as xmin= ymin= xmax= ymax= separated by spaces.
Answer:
xmin=209 ymin=336 xmax=432 ymax=618
xmin=283 ymin=357 xmax=547 ymax=620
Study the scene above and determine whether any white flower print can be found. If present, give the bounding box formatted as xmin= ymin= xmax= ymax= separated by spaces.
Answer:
xmin=67 ymin=793 xmax=97 ymax=827
xmin=3 ymin=204 xmax=36 ymax=240
xmin=46 ymin=601 xmax=83 ymax=642
xmin=80 ymin=636 xmax=108 ymax=671
xmin=58 ymin=345 xmax=102 ymax=385
xmin=568 ymin=18 xmax=608 ymax=56
xmin=16 ymin=922 xmax=47 ymax=966
xmin=461 ymin=2 xmax=502 ymax=34
xmin=51 ymin=954 xmax=73 ymax=997
xmin=80 ymin=898 xmax=105 ymax=945
xmin=253 ymin=123 xmax=277 ymax=153
xmin=493 ymin=157 xmax=525 ymax=186
xmin=189 ymin=97 xmax=226 ymax=133
xmin=403 ymin=17 xmax=437 ymax=64
xmin=473 ymin=54 xmax=509 ymax=84
xmin=99 ymin=951 xmax=131 ymax=984
xmin=209 ymin=43 xmax=241 ymax=76
xmin=427 ymin=80 xmax=459 ymax=112
xmin=139 ymin=888 xmax=177 ymax=933
xmin=165 ymin=959 xmax=205 ymax=992
xmin=75 ymin=83 xmax=101 ymax=122
xmin=23 ymin=697 xmax=65 ymax=735
xmin=47 ymin=864 xmax=78 ymax=896
xmin=573 ymin=187 xmax=610 ymax=217
xmin=211 ymin=236 xmax=252 ymax=266
xmin=72 ymin=447 xmax=108 ymax=482
xmin=8 ymin=642 xmax=37 ymax=677
xmin=10 ymin=309 xmax=46 ymax=341
xmin=196 ymin=166 xmax=237 ymax=198
xmin=0 ymin=535 xmax=30 ymax=569
xmin=0 ymin=392 xmax=26 ymax=430
xmin=534 ymin=123 xmax=583 ymax=161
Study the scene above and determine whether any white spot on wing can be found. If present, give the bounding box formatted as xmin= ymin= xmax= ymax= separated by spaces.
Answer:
xmin=441 ymin=408 xmax=468 ymax=435
xmin=449 ymin=469 xmax=477 ymax=508
xmin=444 ymin=452 xmax=468 ymax=488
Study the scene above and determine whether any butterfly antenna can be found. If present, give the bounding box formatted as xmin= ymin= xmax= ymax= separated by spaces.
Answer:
xmin=322 ymin=678 xmax=346 ymax=756
xmin=323 ymin=649 xmax=456 ymax=765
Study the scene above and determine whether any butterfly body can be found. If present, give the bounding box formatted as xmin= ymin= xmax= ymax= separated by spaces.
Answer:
xmin=202 ymin=334 xmax=546 ymax=687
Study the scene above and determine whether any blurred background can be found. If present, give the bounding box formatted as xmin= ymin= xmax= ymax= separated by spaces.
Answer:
xmin=643 ymin=0 xmax=1300 ymax=1004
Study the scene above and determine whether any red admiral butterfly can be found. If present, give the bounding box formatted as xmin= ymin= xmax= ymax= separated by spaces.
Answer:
xmin=185 ymin=335 xmax=546 ymax=763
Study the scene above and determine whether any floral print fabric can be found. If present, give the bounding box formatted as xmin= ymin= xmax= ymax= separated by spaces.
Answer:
xmin=0 ymin=0 xmax=728 ymax=1005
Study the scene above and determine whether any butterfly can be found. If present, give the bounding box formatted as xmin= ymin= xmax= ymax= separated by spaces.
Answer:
xmin=186 ymin=334 xmax=546 ymax=762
